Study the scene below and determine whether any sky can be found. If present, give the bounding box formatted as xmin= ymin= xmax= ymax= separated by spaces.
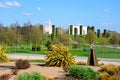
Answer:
xmin=0 ymin=0 xmax=120 ymax=33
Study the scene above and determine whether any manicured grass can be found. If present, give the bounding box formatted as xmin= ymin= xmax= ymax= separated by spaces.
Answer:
xmin=95 ymin=46 xmax=120 ymax=59
xmin=8 ymin=48 xmax=47 ymax=54
xmin=70 ymin=49 xmax=89 ymax=56
xmin=7 ymin=45 xmax=120 ymax=59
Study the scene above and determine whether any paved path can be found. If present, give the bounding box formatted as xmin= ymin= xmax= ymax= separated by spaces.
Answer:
xmin=9 ymin=53 xmax=120 ymax=65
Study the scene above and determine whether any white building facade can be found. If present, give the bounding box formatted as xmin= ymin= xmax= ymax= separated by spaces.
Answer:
xmin=43 ymin=20 xmax=87 ymax=35
xmin=43 ymin=20 xmax=52 ymax=34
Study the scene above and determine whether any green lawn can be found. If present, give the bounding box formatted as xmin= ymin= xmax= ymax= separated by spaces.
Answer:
xmin=7 ymin=45 xmax=120 ymax=59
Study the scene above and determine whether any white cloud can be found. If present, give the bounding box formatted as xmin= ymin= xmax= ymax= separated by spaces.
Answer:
xmin=6 ymin=1 xmax=14 ymax=7
xmin=0 ymin=1 xmax=21 ymax=8
xmin=104 ymin=9 xmax=109 ymax=13
xmin=14 ymin=1 xmax=21 ymax=7
xmin=23 ymin=12 xmax=33 ymax=16
xmin=101 ymin=22 xmax=113 ymax=27
xmin=37 ymin=7 xmax=41 ymax=10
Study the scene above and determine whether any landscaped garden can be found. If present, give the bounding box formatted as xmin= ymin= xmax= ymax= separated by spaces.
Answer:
xmin=0 ymin=44 xmax=120 ymax=80
xmin=0 ymin=24 xmax=120 ymax=80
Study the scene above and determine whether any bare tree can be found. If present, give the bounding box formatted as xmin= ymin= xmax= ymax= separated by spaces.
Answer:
xmin=109 ymin=32 xmax=119 ymax=57
xmin=85 ymin=30 xmax=96 ymax=45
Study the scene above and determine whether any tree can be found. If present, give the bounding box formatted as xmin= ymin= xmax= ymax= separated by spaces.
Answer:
xmin=87 ymin=26 xmax=90 ymax=33
xmin=73 ymin=36 xmax=82 ymax=48
xmin=97 ymin=29 xmax=100 ymax=38
xmin=56 ymin=28 xmax=71 ymax=46
xmin=70 ymin=25 xmax=73 ymax=35
xmin=102 ymin=29 xmax=107 ymax=38
xmin=85 ymin=30 xmax=96 ymax=44
xmin=80 ymin=25 xmax=83 ymax=35
xmin=91 ymin=26 xmax=95 ymax=32
xmin=51 ymin=25 xmax=55 ymax=41
xmin=56 ymin=27 xmax=58 ymax=37
xmin=109 ymin=32 xmax=119 ymax=56
xmin=0 ymin=27 xmax=17 ymax=46
xmin=74 ymin=28 xmax=78 ymax=38
xmin=29 ymin=26 xmax=42 ymax=46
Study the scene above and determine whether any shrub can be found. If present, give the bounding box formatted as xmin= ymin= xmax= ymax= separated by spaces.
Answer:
xmin=0 ymin=74 xmax=12 ymax=80
xmin=99 ymin=63 xmax=105 ymax=66
xmin=118 ymin=65 xmax=120 ymax=73
xmin=100 ymin=64 xmax=119 ymax=75
xmin=67 ymin=65 xmax=99 ymax=80
xmin=99 ymin=73 xmax=116 ymax=80
xmin=16 ymin=72 xmax=42 ymax=80
xmin=0 ymin=45 xmax=9 ymax=63
xmin=45 ymin=44 xmax=75 ymax=67
xmin=11 ymin=67 xmax=19 ymax=75
xmin=32 ymin=45 xmax=41 ymax=51
xmin=99 ymin=73 xmax=110 ymax=80
xmin=15 ymin=59 xmax=30 ymax=69
xmin=63 ymin=66 xmax=69 ymax=72
xmin=76 ymin=61 xmax=86 ymax=65
xmin=45 ymin=40 xmax=52 ymax=50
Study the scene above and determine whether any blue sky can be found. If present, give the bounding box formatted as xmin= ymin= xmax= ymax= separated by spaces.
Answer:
xmin=0 ymin=0 xmax=120 ymax=33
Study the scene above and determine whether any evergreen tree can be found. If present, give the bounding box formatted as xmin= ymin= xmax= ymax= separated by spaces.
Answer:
xmin=74 ymin=28 xmax=78 ymax=38
xmin=102 ymin=29 xmax=107 ymax=38
xmin=51 ymin=25 xmax=55 ymax=41
xmin=80 ymin=25 xmax=83 ymax=35
xmin=97 ymin=29 xmax=100 ymax=38
xmin=70 ymin=25 xmax=73 ymax=35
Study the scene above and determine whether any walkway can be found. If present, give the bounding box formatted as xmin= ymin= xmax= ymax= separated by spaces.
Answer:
xmin=9 ymin=53 xmax=120 ymax=65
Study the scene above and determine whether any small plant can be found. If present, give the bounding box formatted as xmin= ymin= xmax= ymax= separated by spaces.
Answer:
xmin=0 ymin=45 xmax=9 ymax=63
xmin=100 ymin=64 xmax=119 ymax=75
xmin=45 ymin=44 xmax=76 ymax=67
xmin=15 ymin=59 xmax=30 ymax=69
xmin=99 ymin=73 xmax=116 ymax=80
xmin=11 ymin=67 xmax=19 ymax=75
xmin=32 ymin=46 xmax=41 ymax=51
xmin=0 ymin=74 xmax=12 ymax=80
xmin=63 ymin=66 xmax=68 ymax=72
xmin=67 ymin=65 xmax=99 ymax=80
xmin=118 ymin=65 xmax=120 ymax=73
xmin=16 ymin=72 xmax=42 ymax=80
xmin=99 ymin=63 xmax=105 ymax=66
xmin=42 ymin=75 xmax=47 ymax=80
xmin=48 ymin=77 xmax=55 ymax=80
xmin=76 ymin=61 xmax=86 ymax=65
xmin=99 ymin=73 xmax=110 ymax=80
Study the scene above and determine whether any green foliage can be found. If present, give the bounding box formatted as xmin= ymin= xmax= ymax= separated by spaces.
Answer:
xmin=97 ymin=29 xmax=100 ymax=38
xmin=45 ymin=40 xmax=52 ymax=50
xmin=70 ymin=25 xmax=73 ymax=35
xmin=86 ymin=30 xmax=96 ymax=44
xmin=74 ymin=28 xmax=78 ymax=38
xmin=51 ymin=25 xmax=55 ymax=41
xmin=16 ymin=72 xmax=42 ymax=80
xmin=32 ymin=45 xmax=41 ymax=51
xmin=45 ymin=44 xmax=76 ymax=67
xmin=15 ymin=59 xmax=30 ymax=69
xmin=67 ymin=65 xmax=99 ymax=80
xmin=80 ymin=25 xmax=82 ymax=35
xmin=0 ymin=45 xmax=9 ymax=63
xmin=102 ymin=29 xmax=107 ymax=38
xmin=109 ymin=32 xmax=119 ymax=45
